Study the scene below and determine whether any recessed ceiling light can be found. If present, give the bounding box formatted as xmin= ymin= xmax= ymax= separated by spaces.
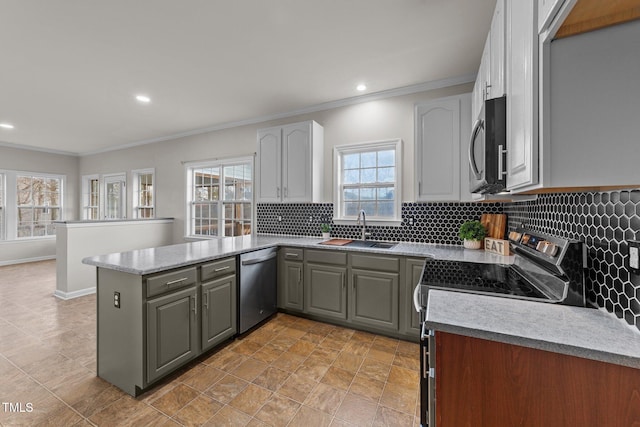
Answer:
xmin=135 ymin=95 xmax=151 ymax=103
xmin=356 ymin=84 xmax=367 ymax=92
xmin=0 ymin=123 xmax=14 ymax=129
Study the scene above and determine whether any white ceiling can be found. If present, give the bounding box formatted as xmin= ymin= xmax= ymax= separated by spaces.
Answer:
xmin=0 ymin=0 xmax=495 ymax=156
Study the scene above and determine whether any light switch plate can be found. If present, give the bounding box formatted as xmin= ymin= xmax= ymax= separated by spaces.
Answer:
xmin=628 ymin=241 xmax=640 ymax=275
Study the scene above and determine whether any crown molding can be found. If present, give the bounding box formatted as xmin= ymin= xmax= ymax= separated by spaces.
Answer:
xmin=0 ymin=140 xmax=78 ymax=157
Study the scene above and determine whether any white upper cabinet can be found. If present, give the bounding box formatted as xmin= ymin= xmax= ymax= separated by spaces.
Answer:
xmin=505 ymin=0 xmax=539 ymax=191
xmin=415 ymin=93 xmax=471 ymax=202
xmin=471 ymin=0 xmax=506 ymax=122
xmin=256 ymin=120 xmax=324 ymax=203
xmin=489 ymin=0 xmax=506 ymax=99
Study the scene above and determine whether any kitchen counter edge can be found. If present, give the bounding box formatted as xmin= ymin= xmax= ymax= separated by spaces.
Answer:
xmin=81 ymin=234 xmax=514 ymax=275
xmin=425 ymin=289 xmax=640 ymax=370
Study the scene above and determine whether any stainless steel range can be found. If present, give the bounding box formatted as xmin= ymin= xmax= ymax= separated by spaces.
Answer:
xmin=414 ymin=228 xmax=587 ymax=426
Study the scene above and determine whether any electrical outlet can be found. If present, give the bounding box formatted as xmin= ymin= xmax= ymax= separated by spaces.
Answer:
xmin=628 ymin=241 xmax=640 ymax=275
xmin=114 ymin=291 xmax=121 ymax=308
xmin=309 ymin=216 xmax=313 ymax=223
xmin=277 ymin=216 xmax=282 ymax=222
xmin=406 ymin=216 xmax=415 ymax=226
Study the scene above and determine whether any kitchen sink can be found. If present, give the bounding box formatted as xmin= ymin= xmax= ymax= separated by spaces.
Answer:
xmin=344 ymin=240 xmax=398 ymax=249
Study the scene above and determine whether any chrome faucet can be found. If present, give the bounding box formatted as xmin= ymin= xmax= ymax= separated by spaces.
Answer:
xmin=356 ymin=209 xmax=368 ymax=240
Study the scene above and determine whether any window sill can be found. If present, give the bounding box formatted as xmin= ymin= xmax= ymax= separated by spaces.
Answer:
xmin=332 ymin=218 xmax=403 ymax=227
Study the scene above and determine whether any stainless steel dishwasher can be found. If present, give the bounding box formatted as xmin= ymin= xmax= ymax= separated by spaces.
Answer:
xmin=238 ymin=247 xmax=278 ymax=333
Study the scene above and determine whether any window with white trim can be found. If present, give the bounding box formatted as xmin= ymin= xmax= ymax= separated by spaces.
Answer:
xmin=132 ymin=169 xmax=155 ymax=218
xmin=333 ymin=139 xmax=402 ymax=224
xmin=186 ymin=158 xmax=253 ymax=237
xmin=16 ymin=174 xmax=63 ymax=238
xmin=81 ymin=175 xmax=100 ymax=220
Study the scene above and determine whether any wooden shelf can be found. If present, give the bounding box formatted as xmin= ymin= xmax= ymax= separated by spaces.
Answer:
xmin=556 ymin=0 xmax=640 ymax=38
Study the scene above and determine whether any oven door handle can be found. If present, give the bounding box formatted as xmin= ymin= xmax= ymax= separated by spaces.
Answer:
xmin=421 ymin=321 xmax=430 ymax=341
xmin=413 ymin=283 xmax=422 ymax=313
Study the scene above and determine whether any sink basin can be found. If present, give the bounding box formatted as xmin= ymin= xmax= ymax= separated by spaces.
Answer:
xmin=345 ymin=240 xmax=397 ymax=249
xmin=370 ymin=242 xmax=398 ymax=249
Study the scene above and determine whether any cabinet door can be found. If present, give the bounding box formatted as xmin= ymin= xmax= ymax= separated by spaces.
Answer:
xmin=282 ymin=122 xmax=312 ymax=202
xmin=489 ymin=0 xmax=506 ymax=98
xmin=415 ymin=96 xmax=461 ymax=201
xmin=257 ymin=126 xmax=282 ymax=202
xmin=201 ymin=275 xmax=237 ymax=352
xmin=506 ymin=0 xmax=539 ymax=190
xmin=304 ymin=263 xmax=347 ymax=320
xmin=146 ymin=286 xmax=198 ymax=383
xmin=350 ymin=269 xmax=399 ymax=331
xmin=281 ymin=261 xmax=303 ymax=311
xmin=404 ymin=259 xmax=424 ymax=337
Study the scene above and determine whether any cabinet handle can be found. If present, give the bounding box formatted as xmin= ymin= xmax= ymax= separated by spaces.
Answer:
xmin=423 ymin=346 xmax=429 ymax=379
xmin=484 ymin=81 xmax=491 ymax=99
xmin=284 ymin=187 xmax=288 ymax=198
xmin=277 ymin=187 xmax=281 ymax=197
xmin=498 ymin=144 xmax=507 ymax=177
xmin=298 ymin=269 xmax=302 ymax=285
xmin=165 ymin=277 xmax=188 ymax=286
xmin=192 ymin=296 xmax=197 ymax=317
xmin=342 ymin=274 xmax=345 ymax=289
xmin=285 ymin=253 xmax=299 ymax=258
xmin=214 ymin=266 xmax=230 ymax=272
xmin=353 ymin=275 xmax=356 ymax=291
xmin=204 ymin=292 xmax=209 ymax=310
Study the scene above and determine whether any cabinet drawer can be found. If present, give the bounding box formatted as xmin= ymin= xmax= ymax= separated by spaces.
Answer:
xmin=305 ymin=249 xmax=347 ymax=265
xmin=351 ymin=254 xmax=399 ymax=272
xmin=281 ymin=247 xmax=303 ymax=261
xmin=201 ymin=257 xmax=236 ymax=282
xmin=146 ymin=267 xmax=197 ymax=298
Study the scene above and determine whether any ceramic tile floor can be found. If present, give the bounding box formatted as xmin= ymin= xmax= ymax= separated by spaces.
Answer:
xmin=0 ymin=260 xmax=421 ymax=426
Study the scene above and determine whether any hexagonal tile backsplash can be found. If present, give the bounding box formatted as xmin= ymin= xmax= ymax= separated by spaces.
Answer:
xmin=257 ymin=189 xmax=640 ymax=332
xmin=504 ymin=189 xmax=640 ymax=331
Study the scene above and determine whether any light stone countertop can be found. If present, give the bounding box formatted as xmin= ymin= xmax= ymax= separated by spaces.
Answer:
xmin=82 ymin=234 xmax=514 ymax=275
xmin=425 ymin=289 xmax=640 ymax=369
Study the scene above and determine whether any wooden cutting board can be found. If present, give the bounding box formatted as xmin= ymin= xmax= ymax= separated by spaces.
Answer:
xmin=319 ymin=239 xmax=352 ymax=246
xmin=480 ymin=214 xmax=507 ymax=240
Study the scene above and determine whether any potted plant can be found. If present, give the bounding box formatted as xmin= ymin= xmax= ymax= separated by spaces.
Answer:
xmin=320 ymin=223 xmax=332 ymax=240
xmin=459 ymin=220 xmax=487 ymax=250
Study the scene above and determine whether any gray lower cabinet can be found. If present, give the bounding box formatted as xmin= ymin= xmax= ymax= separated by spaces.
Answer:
xmin=305 ymin=263 xmax=347 ymax=320
xmin=278 ymin=248 xmax=304 ymax=312
xmin=201 ymin=274 xmax=237 ymax=352
xmin=97 ymin=258 xmax=238 ymax=397
xmin=146 ymin=286 xmax=198 ymax=383
xmin=350 ymin=268 xmax=399 ymax=331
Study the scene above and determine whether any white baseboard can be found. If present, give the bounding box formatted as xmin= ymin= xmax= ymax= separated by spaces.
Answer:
xmin=53 ymin=287 xmax=96 ymax=300
xmin=0 ymin=255 xmax=56 ymax=267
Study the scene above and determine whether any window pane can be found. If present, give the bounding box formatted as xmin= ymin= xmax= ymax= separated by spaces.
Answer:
xmin=344 ymin=202 xmax=359 ymax=216
xmin=343 ymin=170 xmax=359 ymax=184
xmin=343 ymin=188 xmax=359 ymax=201
xmin=360 ymin=188 xmax=374 ymax=200
xmin=361 ymin=152 xmax=376 ymax=168
xmin=377 ymin=187 xmax=394 ymax=200
xmin=360 ymin=202 xmax=375 ymax=216
xmin=343 ymin=153 xmax=360 ymax=170
xmin=378 ymin=150 xmax=394 ymax=167
xmin=377 ymin=167 xmax=395 ymax=183
xmin=378 ymin=201 xmax=394 ymax=217
xmin=361 ymin=168 xmax=376 ymax=183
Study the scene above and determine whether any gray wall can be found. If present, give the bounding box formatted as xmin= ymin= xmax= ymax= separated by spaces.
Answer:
xmin=0 ymin=145 xmax=79 ymax=264
xmin=79 ymin=83 xmax=474 ymax=244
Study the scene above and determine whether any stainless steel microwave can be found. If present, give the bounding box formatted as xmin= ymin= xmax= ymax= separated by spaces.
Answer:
xmin=469 ymin=96 xmax=507 ymax=194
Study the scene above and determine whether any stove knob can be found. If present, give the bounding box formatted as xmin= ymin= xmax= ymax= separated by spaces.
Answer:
xmin=544 ymin=243 xmax=559 ymax=257
xmin=536 ymin=241 xmax=547 ymax=252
